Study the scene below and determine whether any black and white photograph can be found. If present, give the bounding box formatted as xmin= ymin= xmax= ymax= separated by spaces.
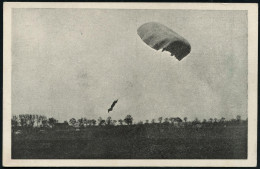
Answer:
xmin=3 ymin=2 xmax=258 ymax=167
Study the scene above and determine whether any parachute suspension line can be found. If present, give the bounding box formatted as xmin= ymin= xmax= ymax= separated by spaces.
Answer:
xmin=114 ymin=16 xmax=143 ymax=102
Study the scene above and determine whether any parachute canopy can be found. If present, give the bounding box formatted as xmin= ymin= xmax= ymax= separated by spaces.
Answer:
xmin=137 ymin=22 xmax=191 ymax=61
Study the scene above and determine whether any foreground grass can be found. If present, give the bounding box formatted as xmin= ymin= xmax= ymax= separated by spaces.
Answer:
xmin=12 ymin=124 xmax=247 ymax=159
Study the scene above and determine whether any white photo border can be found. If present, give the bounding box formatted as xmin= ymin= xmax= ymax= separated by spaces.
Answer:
xmin=3 ymin=2 xmax=258 ymax=167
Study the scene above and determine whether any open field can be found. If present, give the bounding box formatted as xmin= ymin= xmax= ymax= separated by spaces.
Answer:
xmin=12 ymin=124 xmax=247 ymax=159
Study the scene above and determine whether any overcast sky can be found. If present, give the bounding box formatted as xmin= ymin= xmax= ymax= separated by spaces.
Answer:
xmin=12 ymin=9 xmax=248 ymax=122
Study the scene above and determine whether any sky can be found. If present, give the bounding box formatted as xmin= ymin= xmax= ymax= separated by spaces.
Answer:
xmin=12 ymin=9 xmax=248 ymax=122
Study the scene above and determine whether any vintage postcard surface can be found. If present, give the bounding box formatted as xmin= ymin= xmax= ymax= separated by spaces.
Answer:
xmin=3 ymin=2 xmax=258 ymax=167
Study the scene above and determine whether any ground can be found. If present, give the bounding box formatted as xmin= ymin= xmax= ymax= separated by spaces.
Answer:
xmin=12 ymin=124 xmax=247 ymax=159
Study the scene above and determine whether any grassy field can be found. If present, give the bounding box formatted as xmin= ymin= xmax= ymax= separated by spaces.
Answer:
xmin=12 ymin=124 xmax=247 ymax=159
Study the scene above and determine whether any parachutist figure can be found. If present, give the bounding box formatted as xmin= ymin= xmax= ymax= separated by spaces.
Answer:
xmin=108 ymin=99 xmax=118 ymax=113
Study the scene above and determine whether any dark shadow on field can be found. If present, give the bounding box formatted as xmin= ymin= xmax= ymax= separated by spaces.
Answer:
xmin=12 ymin=124 xmax=247 ymax=159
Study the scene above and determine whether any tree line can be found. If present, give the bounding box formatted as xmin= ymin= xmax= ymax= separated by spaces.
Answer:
xmin=12 ymin=114 xmax=58 ymax=128
xmin=12 ymin=114 xmax=246 ymax=129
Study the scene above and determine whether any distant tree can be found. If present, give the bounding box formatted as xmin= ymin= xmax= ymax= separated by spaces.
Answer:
xmin=184 ymin=117 xmax=188 ymax=123
xmin=209 ymin=118 xmax=213 ymax=123
xmin=18 ymin=114 xmax=36 ymax=127
xmin=158 ymin=117 xmax=163 ymax=123
xmin=98 ymin=117 xmax=102 ymax=124
xmin=145 ymin=120 xmax=149 ymax=124
xmin=98 ymin=117 xmax=105 ymax=126
xmin=236 ymin=115 xmax=241 ymax=122
xmin=11 ymin=115 xmax=19 ymax=128
xmin=28 ymin=115 xmax=35 ymax=127
xmin=192 ymin=118 xmax=200 ymax=125
xmin=25 ymin=114 xmax=31 ymax=126
xmin=48 ymin=118 xmax=58 ymax=128
xmin=214 ymin=118 xmax=218 ymax=123
xmin=100 ymin=120 xmax=106 ymax=126
xmin=19 ymin=115 xmax=27 ymax=127
xmin=118 ymin=119 xmax=124 ymax=125
xmin=202 ymin=119 xmax=207 ymax=123
xmin=169 ymin=117 xmax=174 ymax=124
xmin=39 ymin=115 xmax=47 ymax=127
xmin=220 ymin=117 xmax=225 ymax=123
xmin=64 ymin=121 xmax=68 ymax=125
xmin=91 ymin=119 xmax=97 ymax=126
xmin=164 ymin=118 xmax=169 ymax=124
xmin=87 ymin=119 xmax=92 ymax=126
xmin=82 ymin=118 xmax=87 ymax=126
xmin=175 ymin=117 xmax=183 ymax=123
xmin=124 ymin=115 xmax=133 ymax=125
xmin=42 ymin=119 xmax=48 ymax=127
xmin=151 ymin=119 xmax=155 ymax=124
xmin=106 ymin=116 xmax=112 ymax=125
xmin=78 ymin=118 xmax=84 ymax=127
xmin=112 ymin=120 xmax=117 ymax=126
xmin=36 ymin=115 xmax=40 ymax=127
xmin=69 ymin=118 xmax=77 ymax=126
